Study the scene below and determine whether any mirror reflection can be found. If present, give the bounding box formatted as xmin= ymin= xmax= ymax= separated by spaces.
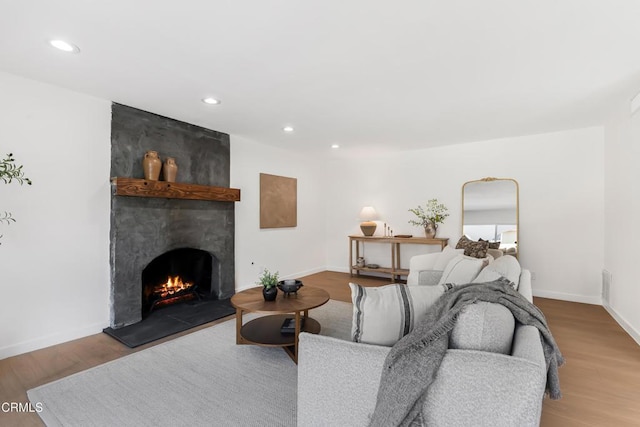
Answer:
xmin=462 ymin=178 xmax=519 ymax=258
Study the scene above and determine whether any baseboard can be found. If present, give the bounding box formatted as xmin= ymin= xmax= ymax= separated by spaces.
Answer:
xmin=0 ymin=322 xmax=107 ymax=360
xmin=603 ymin=302 xmax=640 ymax=347
xmin=532 ymin=289 xmax=602 ymax=305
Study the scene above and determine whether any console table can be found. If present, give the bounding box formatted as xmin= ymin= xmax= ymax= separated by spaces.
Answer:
xmin=349 ymin=235 xmax=449 ymax=281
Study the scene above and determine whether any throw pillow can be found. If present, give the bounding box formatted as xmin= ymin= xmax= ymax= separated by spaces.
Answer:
xmin=479 ymin=238 xmax=501 ymax=250
xmin=350 ymin=283 xmax=445 ymax=346
xmin=437 ymin=255 xmax=485 ymax=286
xmin=456 ymin=236 xmax=489 ymax=258
xmin=473 ymin=254 xmax=522 ymax=289
xmin=433 ymin=245 xmax=465 ymax=270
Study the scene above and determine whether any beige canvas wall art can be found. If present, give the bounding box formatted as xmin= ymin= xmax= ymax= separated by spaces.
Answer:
xmin=260 ymin=173 xmax=297 ymax=228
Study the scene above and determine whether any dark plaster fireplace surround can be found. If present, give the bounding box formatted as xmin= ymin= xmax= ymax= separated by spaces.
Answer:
xmin=105 ymin=103 xmax=237 ymax=347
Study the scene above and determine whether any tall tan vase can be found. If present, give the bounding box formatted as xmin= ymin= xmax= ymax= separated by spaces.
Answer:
xmin=163 ymin=157 xmax=178 ymax=182
xmin=142 ymin=151 xmax=162 ymax=181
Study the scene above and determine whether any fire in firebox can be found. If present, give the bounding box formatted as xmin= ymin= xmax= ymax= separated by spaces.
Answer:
xmin=141 ymin=247 xmax=213 ymax=318
xmin=155 ymin=276 xmax=193 ymax=298
xmin=148 ymin=275 xmax=199 ymax=312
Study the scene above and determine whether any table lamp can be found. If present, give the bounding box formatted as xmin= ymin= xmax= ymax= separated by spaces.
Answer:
xmin=359 ymin=206 xmax=378 ymax=236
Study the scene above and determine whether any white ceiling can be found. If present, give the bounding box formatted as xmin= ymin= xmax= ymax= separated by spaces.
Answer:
xmin=2 ymin=0 xmax=640 ymax=157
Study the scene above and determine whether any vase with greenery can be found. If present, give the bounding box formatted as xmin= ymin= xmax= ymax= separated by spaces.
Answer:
xmin=1 ymin=153 xmax=32 ymax=244
xmin=257 ymin=268 xmax=279 ymax=301
xmin=408 ymin=198 xmax=449 ymax=238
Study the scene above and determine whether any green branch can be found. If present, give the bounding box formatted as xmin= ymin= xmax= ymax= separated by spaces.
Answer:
xmin=1 ymin=152 xmax=32 ymax=245
xmin=1 ymin=153 xmax=32 ymax=185
xmin=0 ymin=212 xmax=16 ymax=225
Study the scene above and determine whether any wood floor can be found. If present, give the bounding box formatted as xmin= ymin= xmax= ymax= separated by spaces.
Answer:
xmin=1 ymin=271 xmax=639 ymax=426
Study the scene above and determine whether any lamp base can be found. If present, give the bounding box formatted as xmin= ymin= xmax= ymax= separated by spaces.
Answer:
xmin=360 ymin=221 xmax=377 ymax=236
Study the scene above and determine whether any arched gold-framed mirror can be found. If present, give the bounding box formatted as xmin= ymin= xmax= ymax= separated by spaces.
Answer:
xmin=462 ymin=177 xmax=519 ymax=258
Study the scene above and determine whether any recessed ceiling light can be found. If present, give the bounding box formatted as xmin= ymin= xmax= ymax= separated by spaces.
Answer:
xmin=49 ymin=39 xmax=80 ymax=53
xmin=331 ymin=144 xmax=340 ymax=149
xmin=202 ymin=97 xmax=221 ymax=105
xmin=283 ymin=126 xmax=294 ymax=133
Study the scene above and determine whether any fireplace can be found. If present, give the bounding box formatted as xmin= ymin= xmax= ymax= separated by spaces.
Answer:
xmin=141 ymin=248 xmax=216 ymax=317
xmin=107 ymin=104 xmax=237 ymax=346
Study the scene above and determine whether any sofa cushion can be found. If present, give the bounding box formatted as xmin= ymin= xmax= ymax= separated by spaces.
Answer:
xmin=417 ymin=270 xmax=444 ymax=286
xmin=450 ymin=302 xmax=515 ymax=354
xmin=349 ymin=283 xmax=445 ymax=346
xmin=437 ymin=255 xmax=485 ymax=286
xmin=473 ymin=254 xmax=522 ymax=289
xmin=455 ymin=235 xmax=489 ymax=258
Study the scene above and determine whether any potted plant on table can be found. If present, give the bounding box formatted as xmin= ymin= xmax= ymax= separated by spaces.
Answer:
xmin=408 ymin=198 xmax=449 ymax=238
xmin=257 ymin=268 xmax=279 ymax=301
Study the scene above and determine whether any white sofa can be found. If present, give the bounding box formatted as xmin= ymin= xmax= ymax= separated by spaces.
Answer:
xmin=298 ymin=251 xmax=546 ymax=427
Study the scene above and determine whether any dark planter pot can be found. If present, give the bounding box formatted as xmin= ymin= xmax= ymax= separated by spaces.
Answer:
xmin=262 ymin=286 xmax=278 ymax=301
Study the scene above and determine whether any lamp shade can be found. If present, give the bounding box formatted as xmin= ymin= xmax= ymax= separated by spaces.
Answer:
xmin=358 ymin=206 xmax=378 ymax=221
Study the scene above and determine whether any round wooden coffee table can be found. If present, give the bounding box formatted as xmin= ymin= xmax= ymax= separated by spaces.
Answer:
xmin=230 ymin=286 xmax=330 ymax=363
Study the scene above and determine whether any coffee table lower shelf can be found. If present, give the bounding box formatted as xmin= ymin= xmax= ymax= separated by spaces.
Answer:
xmin=238 ymin=314 xmax=321 ymax=361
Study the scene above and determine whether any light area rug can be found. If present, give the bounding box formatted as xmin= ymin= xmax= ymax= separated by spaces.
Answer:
xmin=28 ymin=300 xmax=353 ymax=427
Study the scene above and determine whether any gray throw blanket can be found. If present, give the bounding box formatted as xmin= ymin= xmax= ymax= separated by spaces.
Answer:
xmin=369 ymin=278 xmax=565 ymax=427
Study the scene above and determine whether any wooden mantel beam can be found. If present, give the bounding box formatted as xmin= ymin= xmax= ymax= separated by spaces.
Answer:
xmin=111 ymin=177 xmax=240 ymax=202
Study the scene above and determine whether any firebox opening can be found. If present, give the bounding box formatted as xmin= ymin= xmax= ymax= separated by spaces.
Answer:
xmin=141 ymin=248 xmax=213 ymax=318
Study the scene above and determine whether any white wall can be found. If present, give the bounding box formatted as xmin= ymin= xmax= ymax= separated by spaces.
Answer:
xmin=0 ymin=71 xmax=112 ymax=359
xmin=0 ymin=70 xmax=622 ymax=357
xmin=230 ymin=135 xmax=327 ymax=290
xmin=325 ymin=127 xmax=605 ymax=304
xmin=604 ymin=100 xmax=640 ymax=344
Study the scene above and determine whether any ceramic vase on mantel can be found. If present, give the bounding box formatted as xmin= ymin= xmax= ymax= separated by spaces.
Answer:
xmin=163 ymin=157 xmax=178 ymax=182
xmin=424 ymin=222 xmax=437 ymax=239
xmin=142 ymin=150 xmax=162 ymax=181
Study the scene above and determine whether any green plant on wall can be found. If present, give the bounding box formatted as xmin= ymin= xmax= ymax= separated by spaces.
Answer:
xmin=1 ymin=153 xmax=32 ymax=243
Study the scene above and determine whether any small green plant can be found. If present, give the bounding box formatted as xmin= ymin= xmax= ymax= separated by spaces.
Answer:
xmin=408 ymin=199 xmax=449 ymax=228
xmin=257 ymin=268 xmax=279 ymax=289
xmin=1 ymin=153 xmax=32 ymax=185
xmin=1 ymin=153 xmax=32 ymax=244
